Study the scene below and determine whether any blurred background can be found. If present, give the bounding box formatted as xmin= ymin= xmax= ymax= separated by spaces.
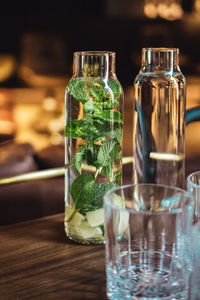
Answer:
xmin=0 ymin=0 xmax=200 ymax=150
xmin=0 ymin=0 xmax=198 ymax=87
xmin=0 ymin=0 xmax=198 ymax=85
xmin=1 ymin=0 xmax=200 ymax=224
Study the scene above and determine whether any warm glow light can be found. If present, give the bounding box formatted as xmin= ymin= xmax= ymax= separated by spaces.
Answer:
xmin=157 ymin=3 xmax=169 ymax=19
xmin=144 ymin=2 xmax=158 ymax=18
xmin=164 ymin=3 xmax=184 ymax=20
xmin=150 ymin=152 xmax=184 ymax=161
xmin=144 ymin=0 xmax=184 ymax=20
xmin=195 ymin=0 xmax=200 ymax=12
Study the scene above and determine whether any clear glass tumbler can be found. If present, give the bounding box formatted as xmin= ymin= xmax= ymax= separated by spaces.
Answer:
xmin=104 ymin=184 xmax=193 ymax=300
xmin=188 ymin=222 xmax=200 ymax=300
xmin=187 ymin=170 xmax=200 ymax=222
xmin=133 ymin=48 xmax=186 ymax=188
xmin=64 ymin=51 xmax=124 ymax=244
xmin=187 ymin=171 xmax=200 ymax=299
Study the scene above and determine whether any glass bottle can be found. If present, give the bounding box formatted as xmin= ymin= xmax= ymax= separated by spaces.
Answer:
xmin=65 ymin=51 xmax=124 ymax=244
xmin=133 ymin=48 xmax=186 ymax=188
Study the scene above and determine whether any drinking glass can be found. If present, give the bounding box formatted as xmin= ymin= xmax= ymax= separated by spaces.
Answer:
xmin=104 ymin=184 xmax=193 ymax=300
xmin=188 ymin=222 xmax=200 ymax=300
xmin=187 ymin=170 xmax=200 ymax=222
xmin=187 ymin=171 xmax=200 ymax=299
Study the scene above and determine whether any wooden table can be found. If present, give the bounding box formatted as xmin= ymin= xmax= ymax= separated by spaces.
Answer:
xmin=0 ymin=213 xmax=107 ymax=300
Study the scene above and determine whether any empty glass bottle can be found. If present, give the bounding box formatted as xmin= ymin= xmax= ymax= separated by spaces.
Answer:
xmin=133 ymin=48 xmax=186 ymax=188
xmin=65 ymin=51 xmax=124 ymax=244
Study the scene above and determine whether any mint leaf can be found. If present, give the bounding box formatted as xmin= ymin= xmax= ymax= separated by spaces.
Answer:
xmin=113 ymin=129 xmax=122 ymax=143
xmin=83 ymin=99 xmax=103 ymax=114
xmin=93 ymin=111 xmax=123 ymax=126
xmin=70 ymin=174 xmax=95 ymax=209
xmin=97 ymin=140 xmax=117 ymax=167
xmin=74 ymin=147 xmax=85 ymax=174
xmin=87 ymin=80 xmax=105 ymax=101
xmin=83 ymin=145 xmax=99 ymax=167
xmin=83 ymin=100 xmax=96 ymax=113
xmin=65 ymin=118 xmax=80 ymax=138
xmin=67 ymin=78 xmax=122 ymax=104
xmin=91 ymin=182 xmax=118 ymax=208
xmin=67 ymin=79 xmax=91 ymax=103
xmin=114 ymin=170 xmax=122 ymax=181
xmin=108 ymin=79 xmax=122 ymax=100
xmin=83 ymin=98 xmax=119 ymax=113
xmin=99 ymin=142 xmax=119 ymax=179
xmin=66 ymin=114 xmax=122 ymax=142
xmin=66 ymin=116 xmax=98 ymax=139
xmin=101 ymin=99 xmax=119 ymax=110
xmin=101 ymin=164 xmax=112 ymax=178
xmin=70 ymin=174 xmax=117 ymax=210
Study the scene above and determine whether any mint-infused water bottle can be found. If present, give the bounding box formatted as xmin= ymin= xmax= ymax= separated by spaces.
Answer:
xmin=65 ymin=51 xmax=124 ymax=244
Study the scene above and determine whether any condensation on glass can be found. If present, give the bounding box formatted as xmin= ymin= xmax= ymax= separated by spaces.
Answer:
xmin=133 ymin=48 xmax=186 ymax=188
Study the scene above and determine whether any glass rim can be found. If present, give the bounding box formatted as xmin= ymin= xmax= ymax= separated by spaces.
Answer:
xmin=142 ymin=47 xmax=179 ymax=53
xmin=73 ymin=50 xmax=116 ymax=56
xmin=104 ymin=183 xmax=192 ymax=214
xmin=187 ymin=170 xmax=200 ymax=189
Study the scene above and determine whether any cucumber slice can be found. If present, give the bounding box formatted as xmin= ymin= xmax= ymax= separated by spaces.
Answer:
xmin=113 ymin=210 xmax=129 ymax=236
xmin=65 ymin=207 xmax=74 ymax=220
xmin=86 ymin=208 xmax=104 ymax=227
xmin=113 ymin=193 xmax=125 ymax=207
xmin=69 ymin=212 xmax=85 ymax=226
xmin=69 ymin=221 xmax=103 ymax=239
xmin=65 ymin=207 xmax=85 ymax=226
xmin=112 ymin=193 xmax=129 ymax=236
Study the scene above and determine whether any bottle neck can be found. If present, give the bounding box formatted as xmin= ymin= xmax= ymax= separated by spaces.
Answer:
xmin=73 ymin=51 xmax=116 ymax=78
xmin=141 ymin=48 xmax=179 ymax=72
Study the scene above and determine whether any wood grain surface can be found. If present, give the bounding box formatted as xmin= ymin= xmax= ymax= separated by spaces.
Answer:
xmin=0 ymin=213 xmax=107 ymax=300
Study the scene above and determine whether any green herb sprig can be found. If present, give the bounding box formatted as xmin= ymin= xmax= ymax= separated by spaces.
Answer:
xmin=65 ymin=78 xmax=123 ymax=211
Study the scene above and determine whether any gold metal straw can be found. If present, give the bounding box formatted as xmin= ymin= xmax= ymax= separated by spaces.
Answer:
xmin=0 ymin=167 xmax=65 ymax=186
xmin=0 ymin=156 xmax=133 ymax=186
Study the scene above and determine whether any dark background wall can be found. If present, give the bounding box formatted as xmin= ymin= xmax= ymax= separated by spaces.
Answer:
xmin=0 ymin=0 xmax=198 ymax=88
